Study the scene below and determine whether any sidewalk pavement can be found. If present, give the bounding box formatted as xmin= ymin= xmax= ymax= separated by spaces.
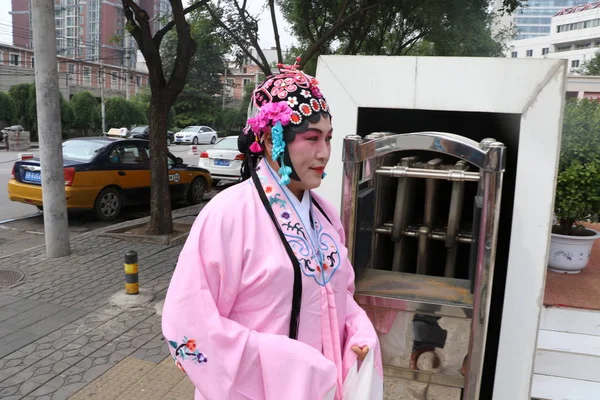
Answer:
xmin=0 ymin=205 xmax=205 ymax=399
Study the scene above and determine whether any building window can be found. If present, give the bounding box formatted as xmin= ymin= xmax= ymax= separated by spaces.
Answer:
xmin=68 ymin=63 xmax=75 ymax=83
xmin=576 ymin=42 xmax=591 ymax=50
xmin=511 ymin=51 xmax=518 ymax=58
xmin=542 ymin=48 xmax=549 ymax=56
xmin=526 ymin=49 xmax=533 ymax=57
xmin=31 ymin=57 xmax=34 ymax=68
xmin=84 ymin=67 xmax=91 ymax=85
xmin=0 ymin=51 xmax=3 ymax=64
xmin=111 ymin=72 xmax=118 ymax=87
xmin=556 ymin=45 xmax=571 ymax=53
xmin=226 ymin=78 xmax=234 ymax=87
xmin=242 ymin=78 xmax=251 ymax=87
xmin=136 ymin=76 xmax=141 ymax=86
xmin=9 ymin=53 xmax=20 ymax=66
xmin=571 ymin=60 xmax=580 ymax=68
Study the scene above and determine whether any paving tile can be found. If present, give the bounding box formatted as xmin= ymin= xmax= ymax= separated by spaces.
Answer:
xmin=115 ymin=364 xmax=185 ymax=400
xmin=169 ymin=376 xmax=195 ymax=396
xmin=69 ymin=356 xmax=157 ymax=400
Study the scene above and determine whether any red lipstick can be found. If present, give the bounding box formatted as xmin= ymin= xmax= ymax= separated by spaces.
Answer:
xmin=311 ymin=167 xmax=325 ymax=174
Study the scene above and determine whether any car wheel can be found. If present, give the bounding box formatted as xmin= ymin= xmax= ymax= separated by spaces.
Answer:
xmin=94 ymin=187 xmax=122 ymax=221
xmin=187 ymin=177 xmax=206 ymax=205
xmin=192 ymin=136 xmax=199 ymax=145
xmin=167 ymin=137 xmax=172 ymax=146
xmin=210 ymin=136 xmax=216 ymax=144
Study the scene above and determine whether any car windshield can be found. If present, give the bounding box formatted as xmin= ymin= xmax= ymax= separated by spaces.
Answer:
xmin=130 ymin=126 xmax=146 ymax=133
xmin=181 ymin=127 xmax=197 ymax=132
xmin=62 ymin=140 xmax=107 ymax=162
xmin=212 ymin=137 xmax=238 ymax=150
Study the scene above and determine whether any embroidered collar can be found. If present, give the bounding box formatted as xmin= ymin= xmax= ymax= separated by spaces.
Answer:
xmin=255 ymin=159 xmax=340 ymax=286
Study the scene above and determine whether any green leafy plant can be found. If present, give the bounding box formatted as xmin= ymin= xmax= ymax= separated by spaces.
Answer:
xmin=554 ymin=98 xmax=600 ymax=235
xmin=0 ymin=91 xmax=16 ymax=125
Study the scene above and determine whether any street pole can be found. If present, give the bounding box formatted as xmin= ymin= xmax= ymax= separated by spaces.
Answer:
xmin=31 ymin=0 xmax=70 ymax=257
xmin=100 ymin=60 xmax=106 ymax=133
xmin=125 ymin=45 xmax=130 ymax=101
xmin=222 ymin=66 xmax=227 ymax=110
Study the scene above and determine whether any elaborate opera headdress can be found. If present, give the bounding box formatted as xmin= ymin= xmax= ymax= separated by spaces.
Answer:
xmin=241 ymin=58 xmax=331 ymax=185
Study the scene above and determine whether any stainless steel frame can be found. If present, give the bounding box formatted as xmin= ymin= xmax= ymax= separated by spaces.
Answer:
xmin=341 ymin=132 xmax=505 ymax=400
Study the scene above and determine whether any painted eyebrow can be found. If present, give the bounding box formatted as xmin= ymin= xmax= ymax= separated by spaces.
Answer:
xmin=301 ymin=128 xmax=334 ymax=135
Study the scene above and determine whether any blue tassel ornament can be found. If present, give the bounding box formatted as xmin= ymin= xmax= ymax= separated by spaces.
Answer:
xmin=271 ymin=122 xmax=292 ymax=185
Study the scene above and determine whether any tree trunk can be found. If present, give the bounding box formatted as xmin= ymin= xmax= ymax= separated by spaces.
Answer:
xmin=147 ymin=94 xmax=173 ymax=235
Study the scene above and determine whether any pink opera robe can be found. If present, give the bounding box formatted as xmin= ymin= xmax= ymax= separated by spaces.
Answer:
xmin=161 ymin=159 xmax=383 ymax=399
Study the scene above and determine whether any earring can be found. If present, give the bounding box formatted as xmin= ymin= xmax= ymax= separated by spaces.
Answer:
xmin=321 ymin=172 xmax=327 ymax=179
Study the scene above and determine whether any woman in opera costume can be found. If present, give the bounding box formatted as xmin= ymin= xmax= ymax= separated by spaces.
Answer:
xmin=161 ymin=59 xmax=383 ymax=400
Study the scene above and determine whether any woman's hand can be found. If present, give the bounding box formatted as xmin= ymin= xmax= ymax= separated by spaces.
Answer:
xmin=351 ymin=345 xmax=370 ymax=361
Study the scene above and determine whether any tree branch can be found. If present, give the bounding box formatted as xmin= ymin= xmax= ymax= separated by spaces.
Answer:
xmin=122 ymin=0 xmax=165 ymax=86
xmin=206 ymin=5 xmax=271 ymax=75
xmin=166 ymin=0 xmax=197 ymax=100
xmin=300 ymin=0 xmax=386 ymax=68
xmin=232 ymin=0 xmax=272 ymax=72
xmin=153 ymin=0 xmax=210 ymax=48
xmin=122 ymin=0 xmax=154 ymax=45
xmin=268 ymin=0 xmax=283 ymax=63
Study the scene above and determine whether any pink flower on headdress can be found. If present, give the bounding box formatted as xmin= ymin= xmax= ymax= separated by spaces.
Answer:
xmin=260 ymin=101 xmax=293 ymax=126
xmin=247 ymin=113 xmax=270 ymax=134
xmin=311 ymin=85 xmax=322 ymax=98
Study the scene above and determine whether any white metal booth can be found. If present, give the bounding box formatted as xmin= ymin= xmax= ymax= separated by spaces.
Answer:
xmin=314 ymin=56 xmax=566 ymax=399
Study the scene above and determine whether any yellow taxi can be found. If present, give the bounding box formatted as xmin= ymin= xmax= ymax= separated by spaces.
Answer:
xmin=7 ymin=137 xmax=212 ymax=220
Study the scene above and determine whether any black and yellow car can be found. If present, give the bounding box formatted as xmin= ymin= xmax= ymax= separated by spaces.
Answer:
xmin=7 ymin=137 xmax=212 ymax=221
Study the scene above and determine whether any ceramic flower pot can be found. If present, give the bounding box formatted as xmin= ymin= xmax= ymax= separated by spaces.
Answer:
xmin=548 ymin=228 xmax=600 ymax=273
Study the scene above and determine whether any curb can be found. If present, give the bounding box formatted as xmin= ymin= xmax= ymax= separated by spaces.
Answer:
xmin=0 ymin=200 xmax=210 ymax=261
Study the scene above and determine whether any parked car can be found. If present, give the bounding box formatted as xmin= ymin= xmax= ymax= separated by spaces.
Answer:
xmin=130 ymin=125 xmax=175 ymax=146
xmin=7 ymin=137 xmax=212 ymax=221
xmin=198 ymin=136 xmax=244 ymax=184
xmin=174 ymin=126 xmax=217 ymax=145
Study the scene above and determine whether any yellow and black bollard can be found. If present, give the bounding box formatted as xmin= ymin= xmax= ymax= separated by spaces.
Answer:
xmin=124 ymin=250 xmax=139 ymax=295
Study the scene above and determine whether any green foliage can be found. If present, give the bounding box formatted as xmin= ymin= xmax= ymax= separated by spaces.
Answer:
xmin=60 ymin=95 xmax=75 ymax=132
xmin=239 ymin=83 xmax=256 ymax=116
xmin=173 ymin=88 xmax=218 ymax=128
xmin=214 ymin=108 xmax=246 ymax=136
xmin=8 ymin=83 xmax=34 ymax=129
xmin=105 ymin=97 xmax=146 ymax=129
xmin=277 ymin=0 xmax=518 ymax=60
xmin=555 ymin=99 xmax=600 ymax=235
xmin=578 ymin=51 xmax=600 ymax=76
xmin=161 ymin=10 xmax=227 ymax=95
xmin=160 ymin=9 xmax=228 ymax=130
xmin=70 ymin=91 xmax=101 ymax=131
xmin=0 ymin=92 xmax=16 ymax=124
xmin=26 ymin=85 xmax=74 ymax=133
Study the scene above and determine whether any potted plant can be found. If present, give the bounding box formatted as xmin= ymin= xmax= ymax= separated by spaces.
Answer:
xmin=549 ymin=98 xmax=600 ymax=273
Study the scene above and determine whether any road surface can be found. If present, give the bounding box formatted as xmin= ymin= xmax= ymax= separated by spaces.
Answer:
xmin=0 ymin=142 xmax=222 ymax=258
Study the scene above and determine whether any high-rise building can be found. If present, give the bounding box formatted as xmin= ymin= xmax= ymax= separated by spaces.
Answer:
xmin=511 ymin=0 xmax=589 ymax=40
xmin=9 ymin=0 xmax=170 ymax=68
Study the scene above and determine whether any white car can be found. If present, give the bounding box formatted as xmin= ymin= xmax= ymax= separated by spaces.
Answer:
xmin=174 ymin=126 xmax=218 ymax=145
xmin=198 ymin=136 xmax=244 ymax=183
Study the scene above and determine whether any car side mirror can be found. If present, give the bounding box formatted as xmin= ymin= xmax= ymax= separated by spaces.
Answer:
xmin=175 ymin=157 xmax=183 ymax=165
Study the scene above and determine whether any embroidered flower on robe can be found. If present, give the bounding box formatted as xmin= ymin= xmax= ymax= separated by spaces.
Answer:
xmin=169 ymin=337 xmax=207 ymax=366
